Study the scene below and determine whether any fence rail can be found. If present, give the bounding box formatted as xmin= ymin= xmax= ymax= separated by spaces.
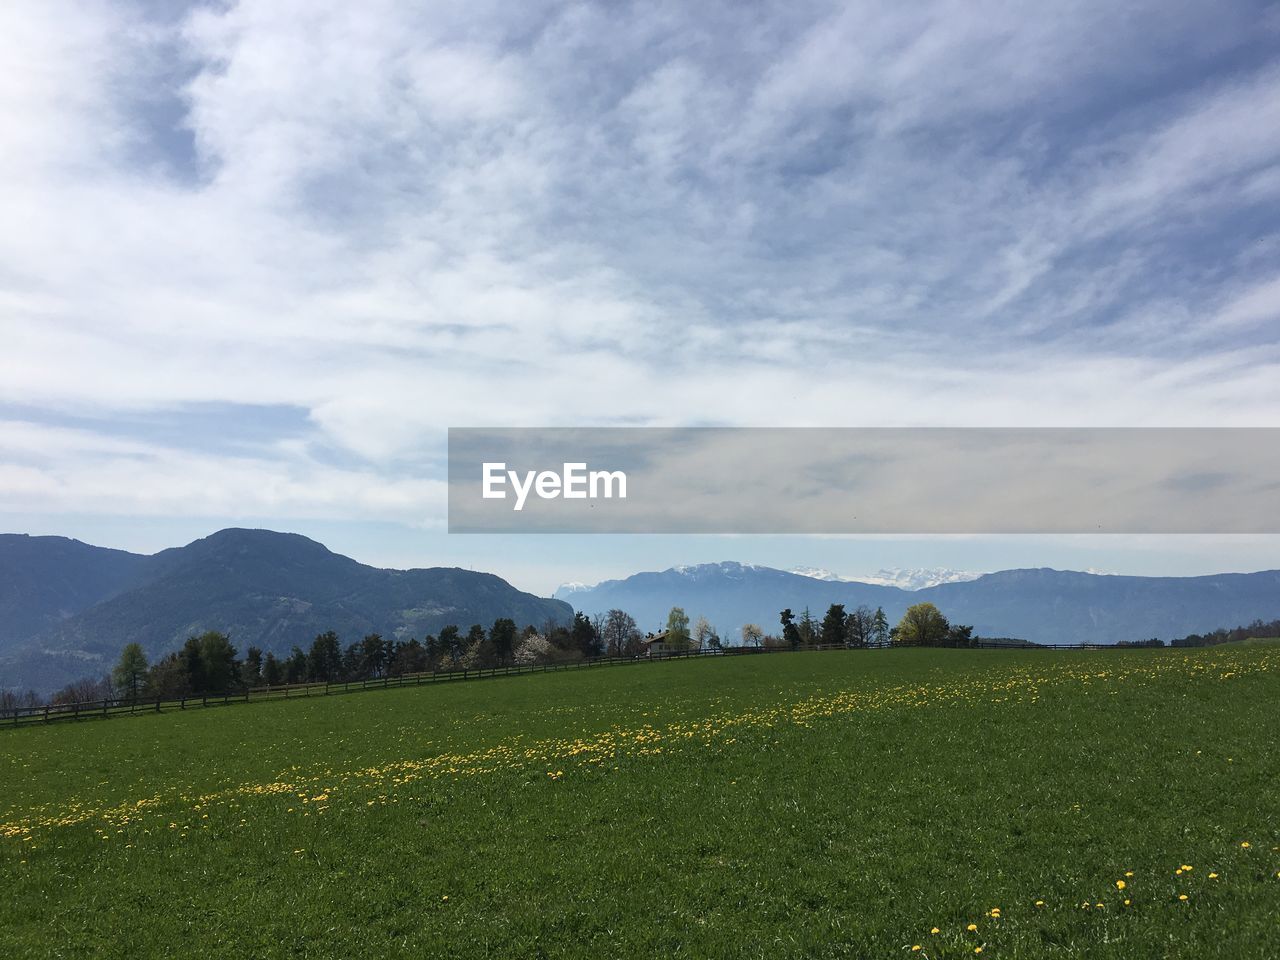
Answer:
xmin=0 ymin=639 xmax=1143 ymax=728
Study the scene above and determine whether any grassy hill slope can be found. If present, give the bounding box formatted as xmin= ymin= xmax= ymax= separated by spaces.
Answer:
xmin=2 ymin=647 xmax=1278 ymax=958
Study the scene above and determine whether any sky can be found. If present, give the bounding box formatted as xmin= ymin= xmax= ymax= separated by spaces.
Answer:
xmin=2 ymin=0 xmax=1279 ymax=595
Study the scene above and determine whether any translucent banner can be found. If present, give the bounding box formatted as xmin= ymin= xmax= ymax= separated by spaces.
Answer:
xmin=448 ymin=428 xmax=1280 ymax=534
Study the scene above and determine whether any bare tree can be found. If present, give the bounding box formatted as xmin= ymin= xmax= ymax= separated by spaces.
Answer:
xmin=50 ymin=675 xmax=113 ymax=707
xmin=694 ymin=616 xmax=720 ymax=650
xmin=601 ymin=609 xmax=642 ymax=657
xmin=1 ymin=689 xmax=43 ymax=718
xmin=846 ymin=605 xmax=876 ymax=648
xmin=741 ymin=623 xmax=764 ymax=647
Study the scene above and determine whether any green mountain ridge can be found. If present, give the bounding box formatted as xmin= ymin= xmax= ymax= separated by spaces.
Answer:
xmin=0 ymin=534 xmax=152 ymax=648
xmin=0 ymin=529 xmax=571 ymax=694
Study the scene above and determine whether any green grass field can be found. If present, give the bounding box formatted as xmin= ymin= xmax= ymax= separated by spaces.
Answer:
xmin=3 ymin=646 xmax=1278 ymax=958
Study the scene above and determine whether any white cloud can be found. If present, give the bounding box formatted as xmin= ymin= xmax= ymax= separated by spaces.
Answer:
xmin=0 ymin=0 xmax=1278 ymax=526
xmin=0 ymin=419 xmax=446 ymax=522
xmin=1210 ymin=275 xmax=1280 ymax=331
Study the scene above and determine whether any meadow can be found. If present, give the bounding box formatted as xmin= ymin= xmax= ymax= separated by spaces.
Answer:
xmin=2 ymin=646 xmax=1278 ymax=958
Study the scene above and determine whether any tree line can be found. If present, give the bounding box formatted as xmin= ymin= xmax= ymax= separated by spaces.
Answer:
xmin=93 ymin=599 xmax=972 ymax=705
xmin=118 ymin=612 xmax=617 ymax=699
xmin=777 ymin=601 xmax=974 ymax=647
xmin=1081 ymin=617 xmax=1280 ymax=648
xmin=653 ymin=601 xmax=975 ymax=650
xmin=12 ymin=601 xmax=1260 ymax=714
xmin=2 ymin=612 xmax=620 ymax=710
xmin=0 ymin=605 xmax=649 ymax=711
xmin=3 ymin=607 xmax=699 ymax=709
xmin=1169 ymin=617 xmax=1280 ymax=648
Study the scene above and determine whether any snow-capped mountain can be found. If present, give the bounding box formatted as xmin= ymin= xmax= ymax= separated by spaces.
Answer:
xmin=854 ymin=568 xmax=981 ymax=590
xmin=671 ymin=561 xmax=765 ymax=580
xmin=787 ymin=566 xmax=845 ymax=582
xmin=787 ymin=566 xmax=980 ymax=590
xmin=559 ymin=563 xmax=976 ymax=596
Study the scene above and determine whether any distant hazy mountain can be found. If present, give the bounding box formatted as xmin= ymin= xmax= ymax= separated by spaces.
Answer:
xmin=556 ymin=561 xmax=1280 ymax=645
xmin=0 ymin=534 xmax=151 ymax=648
xmin=788 ymin=566 xmax=980 ymax=590
xmin=555 ymin=562 xmax=901 ymax=634
xmin=0 ymin=529 xmax=571 ymax=694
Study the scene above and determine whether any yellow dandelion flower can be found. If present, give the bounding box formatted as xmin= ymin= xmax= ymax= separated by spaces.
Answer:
xmin=931 ymin=927 xmax=940 ymax=934
xmin=1178 ymin=894 xmax=1188 ymax=902
xmin=1115 ymin=880 xmax=1125 ymax=890
xmin=1241 ymin=842 xmax=1251 ymax=849
xmin=967 ymin=924 xmax=977 ymax=932
xmin=1208 ymin=872 xmax=1218 ymax=879
xmin=912 ymin=947 xmax=921 ymax=953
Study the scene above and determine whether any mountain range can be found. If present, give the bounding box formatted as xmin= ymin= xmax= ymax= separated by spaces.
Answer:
xmin=0 ymin=529 xmax=571 ymax=695
xmin=784 ymin=567 xmax=980 ymax=590
xmin=4 ymin=530 xmax=1279 ymax=695
xmin=554 ymin=561 xmax=1280 ymax=644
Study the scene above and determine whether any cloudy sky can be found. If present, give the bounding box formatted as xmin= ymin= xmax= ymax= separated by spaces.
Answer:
xmin=3 ymin=0 xmax=1279 ymax=592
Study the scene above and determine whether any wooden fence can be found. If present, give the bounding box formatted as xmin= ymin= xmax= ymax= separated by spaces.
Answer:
xmin=0 ymin=639 xmax=1137 ymax=728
